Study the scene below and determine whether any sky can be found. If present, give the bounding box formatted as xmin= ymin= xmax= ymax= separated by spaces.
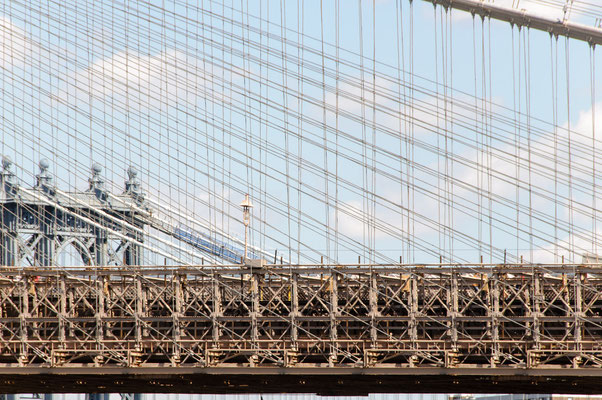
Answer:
xmin=1 ymin=0 xmax=602 ymax=266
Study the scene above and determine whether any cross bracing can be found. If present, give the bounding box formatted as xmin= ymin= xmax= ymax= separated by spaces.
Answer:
xmin=0 ymin=265 xmax=598 ymax=392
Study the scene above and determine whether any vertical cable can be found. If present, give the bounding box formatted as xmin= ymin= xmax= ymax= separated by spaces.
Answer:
xmin=566 ymin=36 xmax=574 ymax=261
xmin=591 ymin=44 xmax=597 ymax=256
xmin=358 ymin=0 xmax=367 ymax=263
xmin=371 ymin=0 xmax=377 ymax=265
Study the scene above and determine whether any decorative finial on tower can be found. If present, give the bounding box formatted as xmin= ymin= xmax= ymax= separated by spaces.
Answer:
xmin=127 ymin=166 xmax=137 ymax=180
xmin=89 ymin=163 xmax=105 ymax=191
xmin=124 ymin=166 xmax=146 ymax=206
xmin=88 ymin=162 xmax=110 ymax=203
xmin=36 ymin=158 xmax=54 ymax=192
xmin=2 ymin=155 xmax=12 ymax=172
xmin=1 ymin=155 xmax=16 ymax=196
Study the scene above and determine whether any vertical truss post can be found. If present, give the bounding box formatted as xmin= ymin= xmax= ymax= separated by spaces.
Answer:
xmin=329 ymin=269 xmax=338 ymax=365
xmin=532 ymin=271 xmax=542 ymax=351
xmin=449 ymin=269 xmax=459 ymax=348
xmin=287 ymin=272 xmax=299 ymax=366
xmin=58 ymin=273 xmax=67 ymax=347
xmin=211 ymin=272 xmax=222 ymax=345
xmin=135 ymin=271 xmax=143 ymax=348
xmin=290 ymin=272 xmax=299 ymax=344
xmin=445 ymin=270 xmax=459 ymax=367
xmin=409 ymin=273 xmax=418 ymax=366
xmin=95 ymin=273 xmax=106 ymax=365
xmin=130 ymin=270 xmax=145 ymax=367
xmin=19 ymin=274 xmax=29 ymax=365
xmin=172 ymin=272 xmax=182 ymax=366
xmin=369 ymin=270 xmax=379 ymax=347
xmin=250 ymin=271 xmax=260 ymax=366
xmin=573 ymin=271 xmax=583 ymax=367
xmin=563 ymin=273 xmax=571 ymax=335
xmin=490 ymin=272 xmax=500 ymax=366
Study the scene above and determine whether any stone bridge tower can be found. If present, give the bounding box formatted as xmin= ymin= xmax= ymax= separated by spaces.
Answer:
xmin=0 ymin=157 xmax=148 ymax=267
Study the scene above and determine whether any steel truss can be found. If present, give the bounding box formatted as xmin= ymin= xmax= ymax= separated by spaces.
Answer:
xmin=0 ymin=264 xmax=599 ymax=372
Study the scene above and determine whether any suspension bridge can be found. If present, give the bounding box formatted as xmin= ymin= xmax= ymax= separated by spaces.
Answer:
xmin=2 ymin=0 xmax=602 ymax=394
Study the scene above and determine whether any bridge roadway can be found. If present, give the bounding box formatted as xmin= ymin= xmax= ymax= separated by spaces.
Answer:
xmin=0 ymin=263 xmax=601 ymax=393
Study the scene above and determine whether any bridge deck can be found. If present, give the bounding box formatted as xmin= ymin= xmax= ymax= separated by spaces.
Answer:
xmin=0 ymin=264 xmax=601 ymax=393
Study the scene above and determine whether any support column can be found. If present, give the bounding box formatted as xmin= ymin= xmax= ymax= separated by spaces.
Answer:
xmin=409 ymin=274 xmax=418 ymax=366
xmin=449 ymin=270 xmax=459 ymax=347
xmin=532 ymin=272 xmax=543 ymax=350
xmin=19 ymin=275 xmax=29 ymax=365
xmin=329 ymin=269 xmax=338 ymax=366
xmin=250 ymin=271 xmax=260 ymax=366
xmin=124 ymin=231 xmax=143 ymax=266
xmin=120 ymin=395 xmax=143 ymax=400
xmin=59 ymin=273 xmax=67 ymax=348
xmin=95 ymin=274 xmax=106 ymax=366
xmin=573 ymin=271 xmax=583 ymax=367
xmin=131 ymin=272 xmax=144 ymax=367
xmin=0 ymin=232 xmax=16 ymax=266
xmin=211 ymin=272 xmax=222 ymax=344
xmin=490 ymin=272 xmax=500 ymax=366
xmin=287 ymin=272 xmax=299 ymax=366
xmin=290 ymin=273 xmax=299 ymax=344
xmin=172 ymin=273 xmax=182 ymax=366
xmin=86 ymin=394 xmax=111 ymax=400
xmin=135 ymin=273 xmax=143 ymax=346
xmin=35 ymin=206 xmax=56 ymax=266
xmin=95 ymin=228 xmax=108 ymax=267
xmin=0 ymin=205 xmax=17 ymax=266
xmin=369 ymin=270 xmax=379 ymax=346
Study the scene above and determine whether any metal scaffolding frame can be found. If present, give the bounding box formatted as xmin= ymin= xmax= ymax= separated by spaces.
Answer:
xmin=0 ymin=264 xmax=598 ymax=370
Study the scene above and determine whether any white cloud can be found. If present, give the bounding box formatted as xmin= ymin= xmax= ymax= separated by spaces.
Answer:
xmin=571 ymin=102 xmax=602 ymax=142
xmin=56 ymin=49 xmax=245 ymax=111
xmin=0 ymin=18 xmax=36 ymax=70
xmin=531 ymin=228 xmax=602 ymax=264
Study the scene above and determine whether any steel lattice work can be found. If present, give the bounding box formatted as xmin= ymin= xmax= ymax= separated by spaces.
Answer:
xmin=0 ymin=264 xmax=599 ymax=391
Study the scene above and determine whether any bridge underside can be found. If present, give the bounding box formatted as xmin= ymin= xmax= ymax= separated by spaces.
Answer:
xmin=0 ymin=264 xmax=600 ymax=393
xmin=0 ymin=367 xmax=601 ymax=394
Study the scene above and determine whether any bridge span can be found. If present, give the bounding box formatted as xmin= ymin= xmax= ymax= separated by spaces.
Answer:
xmin=0 ymin=264 xmax=599 ymax=393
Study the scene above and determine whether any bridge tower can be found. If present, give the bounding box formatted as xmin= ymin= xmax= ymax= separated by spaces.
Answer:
xmin=0 ymin=157 xmax=148 ymax=267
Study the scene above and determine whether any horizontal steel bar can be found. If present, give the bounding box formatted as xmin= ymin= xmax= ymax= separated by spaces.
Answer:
xmin=425 ymin=0 xmax=602 ymax=46
xmin=2 ymin=263 xmax=602 ymax=275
